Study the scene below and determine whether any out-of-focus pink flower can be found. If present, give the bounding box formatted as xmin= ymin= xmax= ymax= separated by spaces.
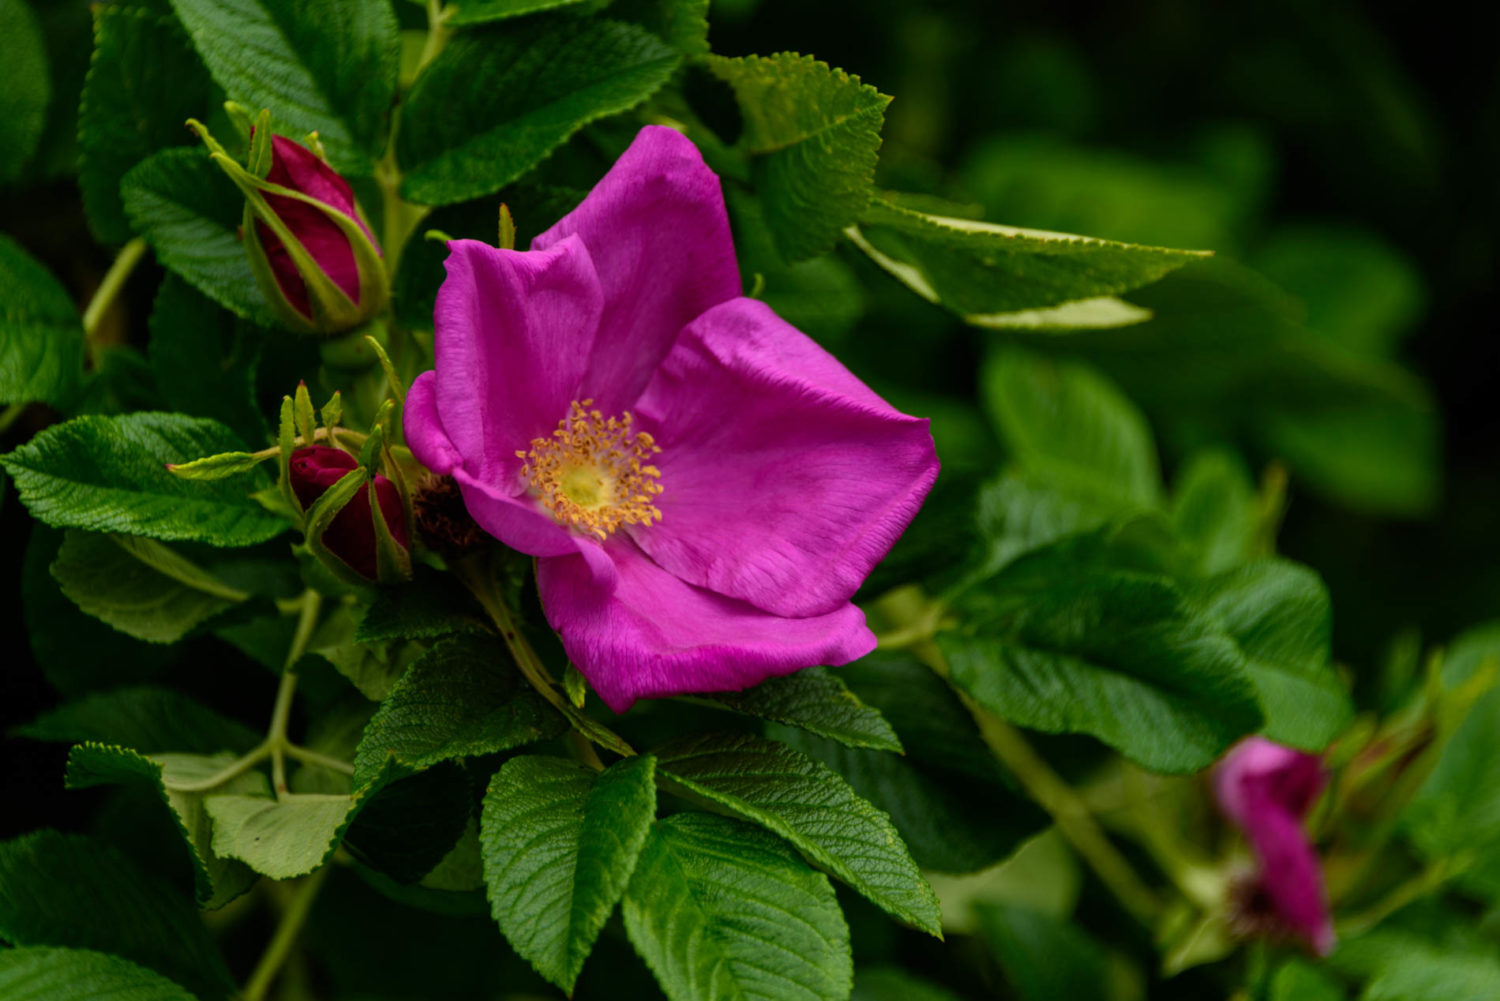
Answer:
xmin=404 ymin=126 xmax=938 ymax=711
xmin=289 ymin=446 xmax=408 ymax=581
xmin=1215 ymin=737 xmax=1336 ymax=955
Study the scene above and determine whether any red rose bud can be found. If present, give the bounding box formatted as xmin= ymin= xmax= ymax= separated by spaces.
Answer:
xmin=290 ymin=446 xmax=409 ymax=580
xmin=190 ymin=118 xmax=387 ymax=335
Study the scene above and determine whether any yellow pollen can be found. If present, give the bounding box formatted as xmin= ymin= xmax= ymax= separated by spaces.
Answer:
xmin=517 ymin=400 xmax=663 ymax=540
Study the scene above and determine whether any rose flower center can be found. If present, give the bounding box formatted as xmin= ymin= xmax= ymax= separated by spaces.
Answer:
xmin=518 ymin=400 xmax=663 ymax=540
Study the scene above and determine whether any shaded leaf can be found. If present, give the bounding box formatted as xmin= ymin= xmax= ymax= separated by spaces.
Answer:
xmin=699 ymin=667 xmax=902 ymax=752
xmin=398 ymin=19 xmax=677 ymax=205
xmin=0 ymin=947 xmax=199 ymax=1001
xmin=0 ymin=234 xmax=82 ymax=407
xmin=0 ymin=0 xmax=49 ymax=184
xmin=480 ymin=755 xmax=657 ymax=992
xmin=15 ymin=686 xmax=259 ymax=755
xmin=0 ymin=412 xmax=285 ymax=546
xmin=623 ymin=813 xmax=852 ymax=1001
xmin=148 ymin=276 xmax=268 ymax=448
xmin=658 ymin=732 xmax=942 ymax=934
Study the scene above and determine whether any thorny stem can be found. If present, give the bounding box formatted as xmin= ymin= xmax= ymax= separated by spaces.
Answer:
xmin=241 ymin=865 xmax=330 ymax=1001
xmin=81 ymin=237 xmax=148 ymax=353
xmin=455 ymin=554 xmax=637 ymax=759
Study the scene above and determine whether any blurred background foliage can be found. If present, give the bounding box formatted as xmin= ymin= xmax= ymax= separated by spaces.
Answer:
xmin=2 ymin=0 xmax=1497 ymax=998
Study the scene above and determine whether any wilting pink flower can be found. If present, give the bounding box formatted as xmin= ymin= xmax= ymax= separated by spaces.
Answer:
xmin=1215 ymin=737 xmax=1336 ymax=955
xmin=289 ymin=446 xmax=408 ymax=580
xmin=404 ymin=126 xmax=938 ymax=711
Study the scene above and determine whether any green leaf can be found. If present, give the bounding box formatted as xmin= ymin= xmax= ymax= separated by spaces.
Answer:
xmin=1170 ymin=449 xmax=1261 ymax=575
xmin=981 ymin=345 xmax=1161 ymax=508
xmin=852 ymin=968 xmax=962 ymax=1001
xmin=0 ymin=947 xmax=199 ymax=1001
xmin=976 ymin=903 xmax=1108 ymax=1001
xmin=850 ymin=197 xmax=1205 ymax=317
xmin=0 ymin=234 xmax=83 ymax=407
xmin=941 ymin=535 xmax=1263 ymax=772
xmin=611 ymin=0 xmax=709 ymax=56
xmin=354 ymin=567 xmax=490 ymax=643
xmin=15 ymin=686 xmax=259 ymax=755
xmin=122 ymin=149 xmax=277 ymax=325
xmin=1192 ymin=560 xmax=1350 ymax=750
xmin=66 ymin=743 xmax=265 ymax=910
xmin=708 ymin=52 xmax=889 ymax=261
xmin=1268 ymin=960 xmax=1346 ymax=1001
xmin=0 ymin=412 xmax=286 ymax=547
xmin=51 ymin=531 xmax=251 ymax=644
xmin=624 ymin=813 xmax=852 ymax=1001
xmin=23 ymin=527 xmax=174 ymax=699
xmin=352 ymin=634 xmax=566 ymax=785
xmin=343 ymin=765 xmax=472 ymax=884
xmin=974 ymin=472 xmax=1121 ymax=576
xmin=698 ymin=667 xmax=902 ymax=752
xmin=149 ymin=276 xmax=268 ymax=448
xmin=773 ymin=652 xmax=1048 ymax=874
xmin=166 ymin=0 xmax=398 ymax=173
xmin=0 ymin=830 xmax=234 ymax=999
xmin=205 ymin=791 xmax=358 ymax=880
xmin=0 ymin=0 xmax=49 ymax=184
xmin=480 ymin=755 xmax=657 ymax=992
xmin=966 ymin=296 xmax=1153 ymax=332
xmin=79 ymin=7 xmax=213 ymax=244
xmin=397 ymin=19 xmax=678 ymax=205
xmin=445 ymin=0 xmax=589 ymax=25
xmin=657 ymin=732 xmax=942 ymax=935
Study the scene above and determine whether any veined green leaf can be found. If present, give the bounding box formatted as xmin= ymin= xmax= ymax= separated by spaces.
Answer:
xmin=623 ymin=813 xmax=852 ymax=1001
xmin=850 ymin=197 xmax=1205 ymax=316
xmin=206 ymin=791 xmax=358 ymax=881
xmin=66 ymin=744 xmax=266 ymax=910
xmin=480 ymin=755 xmax=657 ymax=992
xmin=352 ymin=634 xmax=565 ymax=785
xmin=79 ymin=7 xmax=212 ymax=244
xmin=0 ymin=0 xmax=49 ymax=184
xmin=1170 ymin=449 xmax=1262 ymax=576
xmin=708 ymin=52 xmax=889 ymax=261
xmin=149 ymin=276 xmax=268 ymax=448
xmin=0 ymin=234 xmax=82 ymax=408
xmin=16 ymin=686 xmax=259 ymax=756
xmin=1192 ymin=559 xmax=1350 ymax=750
xmin=354 ymin=568 xmax=490 ymax=643
xmin=122 ymin=149 xmax=277 ymax=326
xmin=981 ymin=345 xmax=1161 ymax=509
xmin=698 ymin=667 xmax=902 ymax=752
xmin=774 ymin=652 xmax=1047 ymax=874
xmin=167 ymin=0 xmax=398 ymax=173
xmin=658 ymin=732 xmax=942 ymax=935
xmin=398 ymin=19 xmax=678 ymax=205
xmin=51 ymin=531 xmax=252 ymax=644
xmin=0 ymin=830 xmax=234 ymax=999
xmin=941 ymin=536 xmax=1263 ymax=773
xmin=0 ymin=412 xmax=286 ymax=547
xmin=0 ymin=947 xmax=200 ymax=1001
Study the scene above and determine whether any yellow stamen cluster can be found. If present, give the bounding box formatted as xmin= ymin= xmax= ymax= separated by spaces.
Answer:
xmin=518 ymin=400 xmax=663 ymax=540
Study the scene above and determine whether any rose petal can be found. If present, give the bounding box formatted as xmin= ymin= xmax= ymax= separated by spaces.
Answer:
xmin=533 ymin=126 xmax=740 ymax=412
xmin=537 ymin=536 xmax=875 ymax=713
xmin=403 ymin=371 xmax=463 ymax=476
xmin=626 ymin=297 xmax=939 ymax=618
xmin=432 ymin=237 xmax=603 ymax=488
xmin=450 ymin=466 xmax=579 ymax=559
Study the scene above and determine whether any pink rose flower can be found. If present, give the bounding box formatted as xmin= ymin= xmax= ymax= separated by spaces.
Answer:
xmin=1215 ymin=737 xmax=1336 ymax=955
xmin=404 ymin=126 xmax=938 ymax=711
xmin=289 ymin=446 xmax=409 ymax=581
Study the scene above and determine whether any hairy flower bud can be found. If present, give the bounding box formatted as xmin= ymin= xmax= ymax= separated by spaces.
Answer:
xmin=289 ymin=446 xmax=408 ymax=580
xmin=191 ymin=117 xmax=388 ymax=335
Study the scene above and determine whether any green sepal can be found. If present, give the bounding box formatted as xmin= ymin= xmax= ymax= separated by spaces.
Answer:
xmin=277 ymin=395 xmax=302 ymax=520
xmin=564 ymin=664 xmax=588 ymax=708
xmin=369 ymin=477 xmax=413 ymax=585
xmin=246 ymin=108 xmax=273 ymax=179
xmin=498 ymin=204 xmax=516 ymax=250
xmin=293 ymin=381 xmax=316 ymax=444
xmin=364 ymin=334 xmax=406 ymax=405
xmin=165 ymin=450 xmax=269 ymax=481
xmin=320 ymin=390 xmax=343 ymax=434
xmin=302 ymin=465 xmax=376 ymax=589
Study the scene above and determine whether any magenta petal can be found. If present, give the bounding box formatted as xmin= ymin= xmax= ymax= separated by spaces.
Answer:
xmin=537 ymin=537 xmax=875 ymax=713
xmin=450 ymin=466 xmax=579 ymax=559
xmin=404 ymin=371 xmax=462 ymax=476
xmin=433 ymin=238 xmax=602 ymax=487
xmin=532 ymin=126 xmax=740 ymax=412
xmin=627 ymin=297 xmax=939 ymax=618
xmin=1216 ymin=738 xmax=1336 ymax=955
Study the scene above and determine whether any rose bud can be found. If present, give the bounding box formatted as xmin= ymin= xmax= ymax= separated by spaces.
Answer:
xmin=190 ymin=117 xmax=388 ymax=335
xmin=289 ymin=446 xmax=409 ymax=581
xmin=1215 ymin=737 xmax=1336 ymax=955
